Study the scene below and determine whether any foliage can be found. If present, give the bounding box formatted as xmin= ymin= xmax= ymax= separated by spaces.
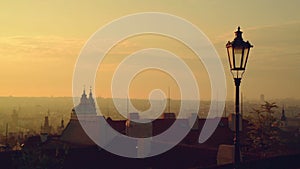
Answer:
xmin=12 ymin=146 xmax=67 ymax=169
xmin=245 ymin=102 xmax=282 ymax=156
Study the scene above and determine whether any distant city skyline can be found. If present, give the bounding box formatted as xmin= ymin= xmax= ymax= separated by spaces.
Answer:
xmin=0 ymin=0 xmax=299 ymax=100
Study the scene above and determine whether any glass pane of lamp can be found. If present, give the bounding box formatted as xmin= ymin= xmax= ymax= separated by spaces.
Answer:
xmin=234 ymin=47 xmax=243 ymax=69
xmin=242 ymin=48 xmax=249 ymax=69
xmin=227 ymin=47 xmax=234 ymax=69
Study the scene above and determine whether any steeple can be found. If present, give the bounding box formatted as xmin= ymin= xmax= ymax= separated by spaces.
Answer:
xmin=88 ymin=86 xmax=95 ymax=107
xmin=80 ymin=87 xmax=88 ymax=104
xmin=61 ymin=118 xmax=64 ymax=128
xmin=89 ymin=86 xmax=92 ymax=98
xmin=82 ymin=87 xmax=87 ymax=97
xmin=281 ymin=105 xmax=287 ymax=121
xmin=56 ymin=117 xmax=65 ymax=135
xmin=41 ymin=114 xmax=52 ymax=134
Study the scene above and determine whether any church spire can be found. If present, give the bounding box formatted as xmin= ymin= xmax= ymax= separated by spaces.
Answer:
xmin=80 ymin=86 xmax=88 ymax=104
xmin=88 ymin=86 xmax=95 ymax=107
xmin=75 ymin=85 xmax=96 ymax=115
xmin=89 ymin=86 xmax=93 ymax=97
xmin=82 ymin=86 xmax=87 ymax=96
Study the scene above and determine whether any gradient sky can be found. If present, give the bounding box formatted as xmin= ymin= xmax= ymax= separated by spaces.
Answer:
xmin=0 ymin=0 xmax=299 ymax=100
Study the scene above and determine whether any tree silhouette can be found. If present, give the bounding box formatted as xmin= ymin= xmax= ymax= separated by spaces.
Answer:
xmin=246 ymin=102 xmax=281 ymax=157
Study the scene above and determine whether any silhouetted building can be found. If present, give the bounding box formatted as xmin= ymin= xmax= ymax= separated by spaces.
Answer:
xmin=60 ymin=88 xmax=97 ymax=146
xmin=56 ymin=118 xmax=65 ymax=135
xmin=73 ymin=88 xmax=96 ymax=115
xmin=281 ymin=105 xmax=287 ymax=126
xmin=125 ymin=112 xmax=152 ymax=138
xmin=41 ymin=114 xmax=52 ymax=134
xmin=163 ymin=112 xmax=176 ymax=119
xmin=38 ymin=88 xmax=257 ymax=168
xmin=11 ymin=109 xmax=18 ymax=132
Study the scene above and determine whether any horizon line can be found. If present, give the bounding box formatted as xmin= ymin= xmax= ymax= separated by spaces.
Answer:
xmin=0 ymin=95 xmax=298 ymax=101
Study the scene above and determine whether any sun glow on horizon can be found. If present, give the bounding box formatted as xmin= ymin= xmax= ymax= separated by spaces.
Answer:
xmin=0 ymin=1 xmax=299 ymax=100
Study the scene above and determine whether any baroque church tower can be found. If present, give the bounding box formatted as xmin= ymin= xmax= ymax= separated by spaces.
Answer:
xmin=60 ymin=88 xmax=98 ymax=146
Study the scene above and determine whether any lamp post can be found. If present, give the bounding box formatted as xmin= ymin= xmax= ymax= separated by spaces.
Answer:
xmin=226 ymin=27 xmax=253 ymax=168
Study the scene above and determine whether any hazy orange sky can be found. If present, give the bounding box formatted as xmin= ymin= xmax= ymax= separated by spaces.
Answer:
xmin=0 ymin=0 xmax=299 ymax=100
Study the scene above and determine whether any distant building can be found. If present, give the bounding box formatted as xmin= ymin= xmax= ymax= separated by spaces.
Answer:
xmin=163 ymin=112 xmax=176 ymax=119
xmin=260 ymin=94 xmax=265 ymax=103
xmin=56 ymin=119 xmax=65 ymax=135
xmin=281 ymin=105 xmax=287 ymax=126
xmin=60 ymin=88 xmax=98 ymax=146
xmin=50 ymin=88 xmax=253 ymax=162
xmin=125 ymin=112 xmax=152 ymax=157
xmin=73 ymin=88 xmax=96 ymax=115
xmin=41 ymin=114 xmax=52 ymax=134
xmin=125 ymin=112 xmax=152 ymax=138
xmin=11 ymin=109 xmax=19 ymax=132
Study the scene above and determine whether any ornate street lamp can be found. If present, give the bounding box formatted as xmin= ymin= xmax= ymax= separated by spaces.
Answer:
xmin=226 ymin=27 xmax=253 ymax=168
